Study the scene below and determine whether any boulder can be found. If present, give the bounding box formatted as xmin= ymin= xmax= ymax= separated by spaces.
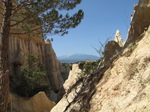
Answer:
xmin=12 ymin=92 xmax=55 ymax=112
xmin=104 ymin=41 xmax=120 ymax=62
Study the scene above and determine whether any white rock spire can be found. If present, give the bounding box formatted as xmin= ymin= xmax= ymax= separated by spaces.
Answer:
xmin=114 ymin=30 xmax=124 ymax=47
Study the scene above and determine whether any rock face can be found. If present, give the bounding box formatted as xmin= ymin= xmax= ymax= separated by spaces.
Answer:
xmin=0 ymin=1 xmax=66 ymax=101
xmin=51 ymin=64 xmax=82 ymax=112
xmin=87 ymin=26 xmax=150 ymax=112
xmin=0 ymin=1 xmax=66 ymax=100
xmin=8 ymin=35 xmax=64 ymax=102
xmin=12 ymin=92 xmax=55 ymax=112
xmin=63 ymin=64 xmax=82 ymax=91
xmin=44 ymin=41 xmax=64 ymax=91
xmin=125 ymin=0 xmax=150 ymax=45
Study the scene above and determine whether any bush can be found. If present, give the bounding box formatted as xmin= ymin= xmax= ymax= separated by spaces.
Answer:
xmin=13 ymin=54 xmax=49 ymax=97
xmin=79 ymin=60 xmax=100 ymax=75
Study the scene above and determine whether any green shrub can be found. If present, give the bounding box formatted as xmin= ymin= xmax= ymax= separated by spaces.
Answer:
xmin=79 ymin=60 xmax=100 ymax=76
xmin=13 ymin=54 xmax=49 ymax=97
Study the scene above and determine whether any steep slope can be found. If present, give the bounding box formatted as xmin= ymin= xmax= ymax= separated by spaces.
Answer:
xmin=51 ymin=20 xmax=150 ymax=112
xmin=88 ymin=28 xmax=150 ymax=112
xmin=51 ymin=0 xmax=150 ymax=111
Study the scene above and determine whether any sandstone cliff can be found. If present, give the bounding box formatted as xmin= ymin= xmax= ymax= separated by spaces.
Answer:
xmin=51 ymin=0 xmax=150 ymax=111
xmin=8 ymin=35 xmax=64 ymax=102
xmin=0 ymin=1 xmax=66 ymax=102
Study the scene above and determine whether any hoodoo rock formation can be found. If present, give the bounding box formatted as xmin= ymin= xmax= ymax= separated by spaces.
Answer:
xmin=8 ymin=35 xmax=65 ymax=102
xmin=114 ymin=30 xmax=124 ymax=47
xmin=0 ymin=1 xmax=66 ymax=102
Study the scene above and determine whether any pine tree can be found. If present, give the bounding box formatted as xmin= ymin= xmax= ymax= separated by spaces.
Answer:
xmin=0 ymin=0 xmax=84 ymax=74
xmin=0 ymin=0 xmax=83 ymax=111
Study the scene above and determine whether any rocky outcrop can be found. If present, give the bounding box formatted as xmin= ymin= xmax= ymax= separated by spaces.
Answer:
xmin=104 ymin=30 xmax=125 ymax=62
xmin=125 ymin=0 xmax=150 ymax=45
xmin=63 ymin=64 xmax=82 ymax=91
xmin=104 ymin=41 xmax=120 ymax=62
xmin=51 ymin=64 xmax=83 ymax=112
xmin=114 ymin=30 xmax=124 ymax=47
xmin=12 ymin=92 xmax=55 ymax=112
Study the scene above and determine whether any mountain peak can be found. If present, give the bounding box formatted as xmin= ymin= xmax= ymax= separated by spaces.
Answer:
xmin=58 ymin=53 xmax=99 ymax=63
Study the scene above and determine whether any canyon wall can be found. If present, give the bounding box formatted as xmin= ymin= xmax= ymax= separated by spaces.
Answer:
xmin=8 ymin=35 xmax=64 ymax=100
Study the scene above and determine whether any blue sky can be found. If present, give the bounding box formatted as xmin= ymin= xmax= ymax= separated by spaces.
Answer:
xmin=48 ymin=0 xmax=139 ymax=57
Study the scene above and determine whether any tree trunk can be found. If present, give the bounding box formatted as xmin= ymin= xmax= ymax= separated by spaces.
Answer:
xmin=0 ymin=0 xmax=12 ymax=112
xmin=0 ymin=0 xmax=12 ymax=74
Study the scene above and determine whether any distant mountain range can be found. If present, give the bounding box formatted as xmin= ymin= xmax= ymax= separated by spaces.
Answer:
xmin=57 ymin=53 xmax=100 ymax=63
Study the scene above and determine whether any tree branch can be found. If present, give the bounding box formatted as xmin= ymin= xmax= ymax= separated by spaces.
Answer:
xmin=10 ymin=9 xmax=41 ymax=27
xmin=12 ymin=1 xmax=35 ymax=17
xmin=10 ymin=26 xmax=42 ymax=35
